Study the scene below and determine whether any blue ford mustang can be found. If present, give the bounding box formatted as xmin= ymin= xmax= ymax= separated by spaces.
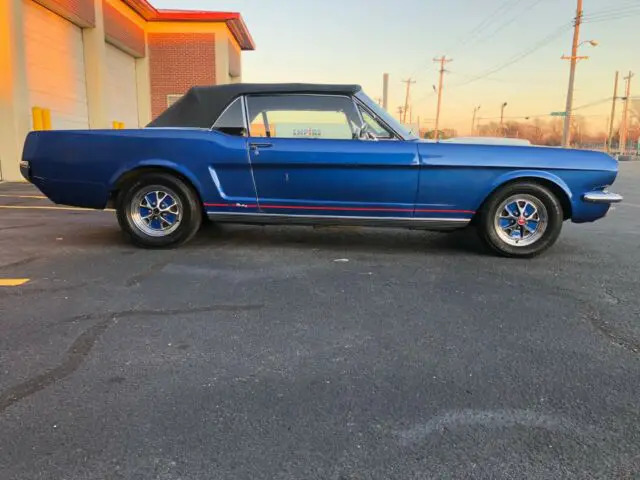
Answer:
xmin=21 ymin=83 xmax=622 ymax=257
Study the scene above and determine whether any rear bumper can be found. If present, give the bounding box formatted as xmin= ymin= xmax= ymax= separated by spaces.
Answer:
xmin=19 ymin=160 xmax=31 ymax=182
xmin=582 ymin=190 xmax=623 ymax=204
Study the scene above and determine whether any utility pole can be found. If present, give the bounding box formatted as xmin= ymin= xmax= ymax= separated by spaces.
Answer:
xmin=397 ymin=106 xmax=404 ymax=122
xmin=619 ymin=71 xmax=635 ymax=154
xmin=382 ymin=73 xmax=389 ymax=111
xmin=433 ymin=56 xmax=453 ymax=141
xmin=607 ymin=71 xmax=619 ymax=153
xmin=562 ymin=0 xmax=586 ymax=147
xmin=401 ymin=78 xmax=416 ymax=124
xmin=471 ymin=105 xmax=481 ymax=136
xmin=500 ymin=102 xmax=508 ymax=136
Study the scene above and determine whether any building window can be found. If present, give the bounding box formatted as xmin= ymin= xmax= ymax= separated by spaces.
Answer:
xmin=167 ymin=94 xmax=183 ymax=108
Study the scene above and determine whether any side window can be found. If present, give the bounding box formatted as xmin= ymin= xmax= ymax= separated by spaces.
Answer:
xmin=212 ymin=97 xmax=246 ymax=137
xmin=358 ymin=107 xmax=395 ymax=140
xmin=246 ymin=95 xmax=361 ymax=140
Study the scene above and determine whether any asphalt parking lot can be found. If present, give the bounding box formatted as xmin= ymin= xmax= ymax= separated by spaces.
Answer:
xmin=1 ymin=163 xmax=639 ymax=479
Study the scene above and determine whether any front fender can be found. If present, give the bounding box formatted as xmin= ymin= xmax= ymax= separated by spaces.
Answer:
xmin=476 ymin=169 xmax=573 ymax=209
xmin=108 ymin=159 xmax=205 ymax=198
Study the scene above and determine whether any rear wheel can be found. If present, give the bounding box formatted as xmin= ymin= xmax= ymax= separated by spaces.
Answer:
xmin=116 ymin=172 xmax=202 ymax=248
xmin=478 ymin=182 xmax=564 ymax=258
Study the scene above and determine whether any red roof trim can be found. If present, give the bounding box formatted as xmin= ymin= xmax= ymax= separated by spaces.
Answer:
xmin=153 ymin=10 xmax=240 ymax=22
xmin=120 ymin=0 xmax=256 ymax=50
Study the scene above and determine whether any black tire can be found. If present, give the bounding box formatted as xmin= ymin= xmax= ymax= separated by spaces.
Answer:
xmin=477 ymin=181 xmax=564 ymax=258
xmin=116 ymin=172 xmax=202 ymax=249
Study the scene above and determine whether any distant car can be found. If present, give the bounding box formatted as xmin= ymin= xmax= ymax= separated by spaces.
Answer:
xmin=21 ymin=83 xmax=623 ymax=257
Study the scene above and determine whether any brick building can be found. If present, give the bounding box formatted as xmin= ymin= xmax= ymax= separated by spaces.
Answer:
xmin=0 ymin=0 xmax=255 ymax=181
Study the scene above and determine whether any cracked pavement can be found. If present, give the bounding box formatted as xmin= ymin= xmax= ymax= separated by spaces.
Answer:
xmin=1 ymin=163 xmax=639 ymax=479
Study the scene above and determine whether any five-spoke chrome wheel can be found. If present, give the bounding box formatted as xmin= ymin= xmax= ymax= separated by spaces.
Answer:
xmin=130 ymin=187 xmax=183 ymax=237
xmin=494 ymin=194 xmax=548 ymax=247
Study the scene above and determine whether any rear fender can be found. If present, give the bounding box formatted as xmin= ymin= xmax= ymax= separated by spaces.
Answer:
xmin=109 ymin=159 xmax=205 ymax=198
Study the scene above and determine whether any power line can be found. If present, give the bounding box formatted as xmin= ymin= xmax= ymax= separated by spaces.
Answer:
xmin=451 ymin=0 xmax=525 ymax=50
xmin=412 ymin=91 xmax=437 ymax=106
xmin=583 ymin=4 xmax=640 ymax=23
xmin=448 ymin=70 xmax=538 ymax=84
xmin=411 ymin=0 xmax=532 ymax=82
xmin=584 ymin=4 xmax=640 ymax=20
xmin=470 ymin=0 xmax=546 ymax=47
xmin=479 ymin=113 xmax=610 ymax=121
xmin=583 ymin=11 xmax=640 ymax=24
xmin=450 ymin=22 xmax=572 ymax=89
xmin=572 ymin=97 xmax=613 ymax=111
xmin=475 ymin=98 xmax=614 ymax=122
xmin=447 ymin=1 xmax=510 ymax=51
xmin=405 ymin=2 xmax=637 ymax=89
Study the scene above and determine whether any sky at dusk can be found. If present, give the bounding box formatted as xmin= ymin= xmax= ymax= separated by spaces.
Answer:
xmin=150 ymin=0 xmax=639 ymax=134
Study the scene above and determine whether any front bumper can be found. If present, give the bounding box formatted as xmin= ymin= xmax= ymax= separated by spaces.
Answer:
xmin=582 ymin=190 xmax=623 ymax=204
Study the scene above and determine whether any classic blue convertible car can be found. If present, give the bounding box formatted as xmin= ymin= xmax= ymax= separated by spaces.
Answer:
xmin=21 ymin=83 xmax=622 ymax=257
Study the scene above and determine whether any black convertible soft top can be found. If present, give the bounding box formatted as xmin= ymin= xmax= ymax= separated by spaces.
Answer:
xmin=148 ymin=83 xmax=362 ymax=129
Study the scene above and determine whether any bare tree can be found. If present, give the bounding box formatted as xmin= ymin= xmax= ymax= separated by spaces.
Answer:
xmin=531 ymin=119 xmax=545 ymax=144
xmin=631 ymin=100 xmax=640 ymax=123
xmin=570 ymin=116 xmax=587 ymax=146
xmin=453 ymin=116 xmax=614 ymax=148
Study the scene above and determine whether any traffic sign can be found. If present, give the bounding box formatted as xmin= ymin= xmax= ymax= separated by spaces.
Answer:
xmin=550 ymin=111 xmax=567 ymax=117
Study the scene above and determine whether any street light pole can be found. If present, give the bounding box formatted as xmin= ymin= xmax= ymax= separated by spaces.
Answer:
xmin=500 ymin=102 xmax=508 ymax=136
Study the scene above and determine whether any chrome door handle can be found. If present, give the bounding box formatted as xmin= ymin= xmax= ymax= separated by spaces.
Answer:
xmin=249 ymin=142 xmax=273 ymax=149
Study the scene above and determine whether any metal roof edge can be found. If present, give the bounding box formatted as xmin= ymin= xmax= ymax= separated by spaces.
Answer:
xmin=120 ymin=0 xmax=255 ymax=50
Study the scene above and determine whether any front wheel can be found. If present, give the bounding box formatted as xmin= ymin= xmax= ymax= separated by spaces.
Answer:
xmin=116 ymin=172 xmax=202 ymax=249
xmin=477 ymin=182 xmax=564 ymax=258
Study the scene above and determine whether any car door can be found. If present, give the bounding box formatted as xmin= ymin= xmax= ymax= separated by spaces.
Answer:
xmin=245 ymin=94 xmax=420 ymax=218
xmin=203 ymin=97 xmax=259 ymax=211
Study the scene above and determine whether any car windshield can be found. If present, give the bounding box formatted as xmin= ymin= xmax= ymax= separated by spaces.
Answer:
xmin=355 ymin=91 xmax=419 ymax=140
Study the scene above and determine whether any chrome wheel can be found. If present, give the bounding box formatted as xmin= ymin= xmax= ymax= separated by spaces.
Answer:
xmin=494 ymin=194 xmax=548 ymax=247
xmin=130 ymin=186 xmax=182 ymax=237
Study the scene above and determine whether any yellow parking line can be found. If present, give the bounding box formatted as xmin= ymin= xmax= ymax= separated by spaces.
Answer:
xmin=0 ymin=205 xmax=115 ymax=212
xmin=0 ymin=194 xmax=47 ymax=199
xmin=0 ymin=279 xmax=30 ymax=287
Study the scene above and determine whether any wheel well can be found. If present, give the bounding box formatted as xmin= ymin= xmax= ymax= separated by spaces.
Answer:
xmin=474 ymin=177 xmax=572 ymax=222
xmin=109 ymin=167 xmax=204 ymax=210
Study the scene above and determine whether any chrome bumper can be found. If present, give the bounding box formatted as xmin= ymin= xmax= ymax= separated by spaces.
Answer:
xmin=583 ymin=191 xmax=623 ymax=204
